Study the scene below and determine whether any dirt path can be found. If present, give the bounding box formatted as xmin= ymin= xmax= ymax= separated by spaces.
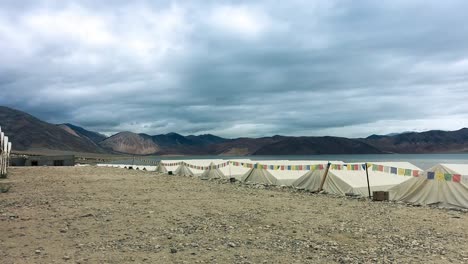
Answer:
xmin=1 ymin=167 xmax=467 ymax=263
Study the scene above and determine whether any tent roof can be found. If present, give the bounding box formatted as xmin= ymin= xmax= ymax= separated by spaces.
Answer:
xmin=175 ymin=163 xmax=194 ymax=176
xmin=241 ymin=167 xmax=278 ymax=185
xmin=200 ymin=162 xmax=226 ymax=180
xmin=252 ymin=160 xmax=343 ymax=166
xmin=329 ymin=162 xmax=419 ymax=189
xmin=433 ymin=164 xmax=468 ymax=175
xmin=369 ymin=161 xmax=421 ymax=171
xmin=329 ymin=170 xmax=411 ymax=189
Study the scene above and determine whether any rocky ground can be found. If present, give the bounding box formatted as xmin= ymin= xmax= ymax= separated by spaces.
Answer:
xmin=0 ymin=167 xmax=467 ymax=264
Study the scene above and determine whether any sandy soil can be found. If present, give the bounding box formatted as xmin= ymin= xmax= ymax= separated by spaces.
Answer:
xmin=1 ymin=167 xmax=467 ymax=264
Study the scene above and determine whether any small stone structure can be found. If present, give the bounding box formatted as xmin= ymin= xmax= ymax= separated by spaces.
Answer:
xmin=10 ymin=155 xmax=75 ymax=167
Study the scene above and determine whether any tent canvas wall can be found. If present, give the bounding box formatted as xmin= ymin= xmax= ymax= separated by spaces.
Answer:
xmin=258 ymin=160 xmax=342 ymax=186
xmin=324 ymin=162 xmax=420 ymax=196
xmin=199 ymin=162 xmax=226 ymax=180
xmin=160 ymin=160 xmax=182 ymax=172
xmin=219 ymin=159 xmax=252 ymax=179
xmin=240 ymin=165 xmax=278 ymax=185
xmin=389 ymin=164 xmax=468 ymax=209
xmin=293 ymin=162 xmax=420 ymax=196
xmin=183 ymin=159 xmax=226 ymax=176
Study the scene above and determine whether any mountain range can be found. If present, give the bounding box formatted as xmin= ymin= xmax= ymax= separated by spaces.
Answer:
xmin=1 ymin=106 xmax=468 ymax=155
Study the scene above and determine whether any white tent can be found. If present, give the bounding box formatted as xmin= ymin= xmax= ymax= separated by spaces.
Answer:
xmin=199 ymin=162 xmax=226 ymax=180
xmin=160 ymin=160 xmax=183 ymax=173
xmin=389 ymin=163 xmax=468 ymax=209
xmin=174 ymin=163 xmax=194 ymax=177
xmin=155 ymin=162 xmax=168 ymax=174
xmin=182 ymin=159 xmax=226 ymax=176
xmin=134 ymin=165 xmax=155 ymax=171
xmin=0 ymin=127 xmax=12 ymax=178
xmin=292 ymin=169 xmax=328 ymax=192
xmin=257 ymin=160 xmax=342 ymax=186
xmin=219 ymin=159 xmax=252 ymax=179
xmin=240 ymin=164 xmax=278 ymax=185
xmin=293 ymin=162 xmax=421 ymax=196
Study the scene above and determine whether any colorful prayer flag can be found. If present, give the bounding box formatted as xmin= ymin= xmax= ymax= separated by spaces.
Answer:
xmin=453 ymin=174 xmax=461 ymax=183
xmin=427 ymin=172 xmax=435 ymax=180
xmin=444 ymin=173 xmax=452 ymax=181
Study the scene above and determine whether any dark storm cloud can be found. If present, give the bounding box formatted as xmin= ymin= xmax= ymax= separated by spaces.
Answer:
xmin=1 ymin=0 xmax=468 ymax=138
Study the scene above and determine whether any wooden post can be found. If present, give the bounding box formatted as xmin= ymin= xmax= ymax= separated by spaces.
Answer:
xmin=365 ymin=163 xmax=371 ymax=199
xmin=318 ymin=162 xmax=332 ymax=192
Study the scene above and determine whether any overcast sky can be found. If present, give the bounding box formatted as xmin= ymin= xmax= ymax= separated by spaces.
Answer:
xmin=1 ymin=0 xmax=468 ymax=138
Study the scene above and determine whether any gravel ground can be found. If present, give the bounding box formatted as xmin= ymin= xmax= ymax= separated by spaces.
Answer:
xmin=0 ymin=166 xmax=467 ymax=263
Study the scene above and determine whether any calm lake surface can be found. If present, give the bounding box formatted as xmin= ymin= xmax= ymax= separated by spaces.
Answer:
xmin=112 ymin=153 xmax=468 ymax=170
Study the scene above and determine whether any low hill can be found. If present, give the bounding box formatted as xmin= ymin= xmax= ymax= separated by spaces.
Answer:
xmin=99 ymin=132 xmax=160 ymax=155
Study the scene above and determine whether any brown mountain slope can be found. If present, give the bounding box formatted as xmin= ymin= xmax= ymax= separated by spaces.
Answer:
xmin=58 ymin=124 xmax=81 ymax=138
xmin=99 ymin=132 xmax=160 ymax=155
xmin=253 ymin=136 xmax=383 ymax=155
xmin=59 ymin=123 xmax=107 ymax=144
xmin=0 ymin=106 xmax=104 ymax=153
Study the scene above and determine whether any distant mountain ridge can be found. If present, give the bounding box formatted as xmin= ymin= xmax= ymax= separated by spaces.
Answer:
xmin=363 ymin=128 xmax=468 ymax=153
xmin=0 ymin=106 xmax=105 ymax=153
xmin=2 ymin=106 xmax=468 ymax=155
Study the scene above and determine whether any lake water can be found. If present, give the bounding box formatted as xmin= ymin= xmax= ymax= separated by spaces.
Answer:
xmin=111 ymin=153 xmax=468 ymax=170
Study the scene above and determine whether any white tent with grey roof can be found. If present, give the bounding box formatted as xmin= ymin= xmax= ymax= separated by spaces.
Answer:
xmin=240 ymin=163 xmax=278 ymax=185
xmin=155 ymin=162 xmax=168 ymax=174
xmin=389 ymin=163 xmax=468 ymax=209
xmin=175 ymin=162 xmax=194 ymax=177
xmin=259 ymin=160 xmax=342 ymax=186
xmin=199 ymin=162 xmax=226 ymax=180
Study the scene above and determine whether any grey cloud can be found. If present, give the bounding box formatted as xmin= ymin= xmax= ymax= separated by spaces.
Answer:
xmin=1 ymin=0 xmax=468 ymax=138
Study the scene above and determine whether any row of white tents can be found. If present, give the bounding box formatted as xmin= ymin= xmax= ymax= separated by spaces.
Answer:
xmin=98 ymin=159 xmax=468 ymax=209
xmin=0 ymin=126 xmax=12 ymax=178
